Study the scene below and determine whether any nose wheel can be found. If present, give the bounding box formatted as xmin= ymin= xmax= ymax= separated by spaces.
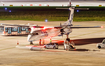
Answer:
xmin=30 ymin=41 xmax=33 ymax=45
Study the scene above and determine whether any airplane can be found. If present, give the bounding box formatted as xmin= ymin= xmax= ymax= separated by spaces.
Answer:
xmin=27 ymin=7 xmax=102 ymax=45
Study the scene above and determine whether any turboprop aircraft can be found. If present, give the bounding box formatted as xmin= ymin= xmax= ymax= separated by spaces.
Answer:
xmin=27 ymin=7 xmax=102 ymax=44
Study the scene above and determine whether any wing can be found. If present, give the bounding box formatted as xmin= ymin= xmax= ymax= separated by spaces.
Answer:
xmin=54 ymin=26 xmax=103 ymax=29
xmin=71 ymin=26 xmax=103 ymax=29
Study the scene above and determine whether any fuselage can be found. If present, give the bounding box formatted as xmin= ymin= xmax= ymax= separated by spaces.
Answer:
xmin=27 ymin=26 xmax=72 ymax=42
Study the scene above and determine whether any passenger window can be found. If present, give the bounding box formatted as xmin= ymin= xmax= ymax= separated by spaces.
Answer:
xmin=12 ymin=27 xmax=17 ymax=32
xmin=22 ymin=27 xmax=26 ymax=31
xmin=0 ymin=28 xmax=4 ymax=32
xmin=5 ymin=27 xmax=8 ymax=32
xmin=8 ymin=28 xmax=12 ymax=34
xmin=18 ymin=27 xmax=21 ymax=33
xmin=26 ymin=28 xmax=29 ymax=33
xmin=36 ymin=33 xmax=38 ymax=35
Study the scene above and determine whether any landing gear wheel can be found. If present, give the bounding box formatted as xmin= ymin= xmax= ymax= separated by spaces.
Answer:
xmin=30 ymin=41 xmax=33 ymax=45
xmin=66 ymin=38 xmax=70 ymax=42
xmin=53 ymin=46 xmax=56 ymax=49
xmin=98 ymin=46 xmax=101 ymax=49
xmin=56 ymin=43 xmax=58 ymax=49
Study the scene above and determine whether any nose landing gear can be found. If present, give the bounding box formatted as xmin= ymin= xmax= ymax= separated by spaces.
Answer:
xmin=30 ymin=41 xmax=33 ymax=45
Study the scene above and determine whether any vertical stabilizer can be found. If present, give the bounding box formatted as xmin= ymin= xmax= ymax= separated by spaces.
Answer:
xmin=68 ymin=7 xmax=74 ymax=25
xmin=62 ymin=7 xmax=74 ymax=26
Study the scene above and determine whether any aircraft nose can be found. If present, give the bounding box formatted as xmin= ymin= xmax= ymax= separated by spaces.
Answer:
xmin=27 ymin=35 xmax=32 ymax=41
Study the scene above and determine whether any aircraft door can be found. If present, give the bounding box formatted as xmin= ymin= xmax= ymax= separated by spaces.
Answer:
xmin=8 ymin=28 xmax=11 ymax=34
xmin=18 ymin=27 xmax=21 ymax=33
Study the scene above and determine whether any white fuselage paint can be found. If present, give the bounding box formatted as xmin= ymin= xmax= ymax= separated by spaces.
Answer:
xmin=27 ymin=27 xmax=72 ymax=42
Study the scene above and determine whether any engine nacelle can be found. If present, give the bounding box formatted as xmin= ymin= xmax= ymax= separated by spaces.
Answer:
xmin=60 ymin=29 xmax=64 ymax=32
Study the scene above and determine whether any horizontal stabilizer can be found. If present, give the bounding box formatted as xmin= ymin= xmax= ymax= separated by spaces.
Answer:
xmin=56 ymin=7 xmax=89 ymax=10
xmin=71 ymin=26 xmax=102 ymax=29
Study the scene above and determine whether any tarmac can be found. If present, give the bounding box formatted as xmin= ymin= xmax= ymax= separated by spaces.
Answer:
xmin=0 ymin=20 xmax=105 ymax=66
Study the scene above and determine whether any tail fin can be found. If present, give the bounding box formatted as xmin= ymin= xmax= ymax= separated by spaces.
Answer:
xmin=62 ymin=7 xmax=74 ymax=26
xmin=68 ymin=7 xmax=74 ymax=25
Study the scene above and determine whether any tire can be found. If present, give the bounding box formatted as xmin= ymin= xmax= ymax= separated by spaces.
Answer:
xmin=55 ymin=43 xmax=58 ymax=49
xmin=45 ymin=47 xmax=48 ymax=49
xmin=98 ymin=46 xmax=101 ymax=49
xmin=30 ymin=41 xmax=33 ymax=45
xmin=53 ymin=46 xmax=56 ymax=49
xmin=66 ymin=38 xmax=70 ymax=42
xmin=56 ymin=47 xmax=58 ymax=49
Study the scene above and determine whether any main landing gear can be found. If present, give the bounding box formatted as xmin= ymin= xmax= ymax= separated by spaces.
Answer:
xmin=64 ymin=35 xmax=75 ymax=51
xmin=30 ymin=41 xmax=33 ymax=45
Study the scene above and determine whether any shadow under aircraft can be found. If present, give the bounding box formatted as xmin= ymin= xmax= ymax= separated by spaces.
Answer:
xmin=52 ymin=37 xmax=105 ymax=45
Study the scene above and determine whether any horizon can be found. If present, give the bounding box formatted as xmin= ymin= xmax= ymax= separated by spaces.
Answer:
xmin=0 ymin=0 xmax=105 ymax=2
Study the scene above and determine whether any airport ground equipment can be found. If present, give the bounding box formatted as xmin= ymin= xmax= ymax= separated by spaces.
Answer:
xmin=44 ymin=43 xmax=58 ymax=49
xmin=97 ymin=39 xmax=105 ymax=49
